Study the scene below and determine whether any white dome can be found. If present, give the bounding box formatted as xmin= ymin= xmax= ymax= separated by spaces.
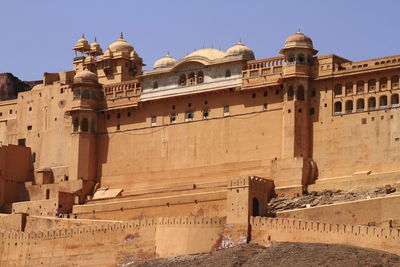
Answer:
xmin=184 ymin=48 xmax=226 ymax=60
xmin=226 ymin=42 xmax=254 ymax=60
xmin=153 ymin=54 xmax=177 ymax=69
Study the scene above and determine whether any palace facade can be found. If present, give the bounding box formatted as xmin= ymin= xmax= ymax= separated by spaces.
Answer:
xmin=1 ymin=31 xmax=400 ymax=220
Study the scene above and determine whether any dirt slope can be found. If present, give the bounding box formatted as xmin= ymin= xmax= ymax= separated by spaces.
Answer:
xmin=131 ymin=242 xmax=400 ymax=267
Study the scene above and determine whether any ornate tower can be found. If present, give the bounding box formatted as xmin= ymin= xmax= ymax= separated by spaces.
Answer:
xmin=68 ymin=69 xmax=101 ymax=194
xmin=96 ymin=33 xmax=144 ymax=84
xmin=272 ymin=31 xmax=318 ymax=192
xmin=72 ymin=34 xmax=91 ymax=72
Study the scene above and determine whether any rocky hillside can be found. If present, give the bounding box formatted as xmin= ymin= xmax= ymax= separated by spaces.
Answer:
xmin=130 ymin=242 xmax=400 ymax=267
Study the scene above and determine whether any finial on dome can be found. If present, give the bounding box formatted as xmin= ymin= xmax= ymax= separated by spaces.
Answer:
xmin=166 ymin=51 xmax=170 ymax=57
xmin=94 ymin=36 xmax=97 ymax=42
xmin=297 ymin=28 xmax=301 ymax=33
xmin=82 ymin=33 xmax=85 ymax=38
xmin=120 ymin=32 xmax=124 ymax=39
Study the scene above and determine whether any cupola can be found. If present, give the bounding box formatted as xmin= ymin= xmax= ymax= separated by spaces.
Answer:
xmin=73 ymin=69 xmax=98 ymax=84
xmin=226 ymin=42 xmax=255 ymax=60
xmin=73 ymin=34 xmax=90 ymax=53
xmin=89 ymin=37 xmax=103 ymax=56
xmin=108 ymin=32 xmax=134 ymax=54
xmin=153 ymin=53 xmax=177 ymax=69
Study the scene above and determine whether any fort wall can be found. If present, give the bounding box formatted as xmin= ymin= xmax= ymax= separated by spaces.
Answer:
xmin=73 ymin=190 xmax=227 ymax=220
xmin=311 ymin=74 xmax=400 ymax=179
xmin=97 ymin=89 xmax=282 ymax=194
xmin=250 ymin=217 xmax=400 ymax=255
xmin=276 ymin=194 xmax=400 ymax=227
xmin=0 ymin=216 xmax=225 ymax=266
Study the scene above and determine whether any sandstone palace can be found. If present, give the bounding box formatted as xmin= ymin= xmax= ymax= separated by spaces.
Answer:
xmin=0 ymin=32 xmax=399 ymax=265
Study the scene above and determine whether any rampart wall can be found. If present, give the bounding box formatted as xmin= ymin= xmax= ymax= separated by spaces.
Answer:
xmin=0 ymin=216 xmax=225 ymax=266
xmin=250 ymin=217 xmax=400 ymax=255
xmin=74 ymin=190 xmax=227 ymax=220
xmin=276 ymin=194 xmax=400 ymax=227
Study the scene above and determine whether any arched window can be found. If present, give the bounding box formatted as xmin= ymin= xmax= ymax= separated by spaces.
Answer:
xmin=296 ymin=85 xmax=305 ymax=101
xmin=197 ymin=71 xmax=204 ymax=84
xmin=153 ymin=81 xmax=158 ymax=89
xmin=73 ymin=118 xmax=79 ymax=132
xmin=345 ymin=100 xmax=353 ymax=114
xmin=252 ymin=197 xmax=260 ymax=216
xmin=90 ymin=119 xmax=96 ymax=133
xmin=368 ymin=97 xmax=376 ymax=110
xmin=379 ymin=95 xmax=388 ymax=108
xmin=225 ymin=69 xmax=231 ymax=78
xmin=73 ymin=89 xmax=81 ymax=100
xmin=356 ymin=99 xmax=364 ymax=112
xmin=179 ymin=74 xmax=186 ymax=86
xmin=368 ymin=79 xmax=376 ymax=92
xmin=391 ymin=94 xmax=399 ymax=107
xmin=356 ymin=80 xmax=364 ymax=93
xmin=82 ymin=90 xmax=90 ymax=99
xmin=379 ymin=77 xmax=387 ymax=90
xmin=345 ymin=82 xmax=353 ymax=95
xmin=81 ymin=118 xmax=89 ymax=132
xmin=188 ymin=72 xmax=195 ymax=85
xmin=288 ymin=54 xmax=295 ymax=63
xmin=391 ymin=75 xmax=399 ymax=89
xmin=287 ymin=86 xmax=294 ymax=101
xmin=297 ymin=53 xmax=305 ymax=64
xmin=185 ymin=110 xmax=194 ymax=121
xmin=334 ymin=101 xmax=342 ymax=114
xmin=91 ymin=91 xmax=97 ymax=100
xmin=334 ymin=84 xmax=342 ymax=96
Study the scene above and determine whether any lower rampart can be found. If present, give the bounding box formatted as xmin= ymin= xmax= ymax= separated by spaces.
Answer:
xmin=250 ymin=217 xmax=400 ymax=255
xmin=0 ymin=216 xmax=225 ymax=266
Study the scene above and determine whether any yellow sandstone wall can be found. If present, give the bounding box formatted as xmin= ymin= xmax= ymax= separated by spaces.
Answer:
xmin=97 ymin=89 xmax=282 ymax=194
xmin=311 ymin=75 xmax=400 ymax=179
xmin=250 ymin=217 xmax=400 ymax=256
xmin=0 ymin=216 xmax=225 ymax=267
xmin=276 ymin=195 xmax=400 ymax=227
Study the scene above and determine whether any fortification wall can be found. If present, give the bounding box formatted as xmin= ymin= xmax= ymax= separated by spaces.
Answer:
xmin=97 ymin=90 xmax=283 ymax=194
xmin=276 ymin=194 xmax=400 ymax=227
xmin=311 ymin=76 xmax=400 ymax=179
xmin=0 ymin=216 xmax=225 ymax=266
xmin=74 ymin=191 xmax=227 ymax=220
xmin=250 ymin=217 xmax=400 ymax=255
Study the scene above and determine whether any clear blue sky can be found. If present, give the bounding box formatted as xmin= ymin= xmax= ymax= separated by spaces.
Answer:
xmin=1 ymin=0 xmax=398 ymax=81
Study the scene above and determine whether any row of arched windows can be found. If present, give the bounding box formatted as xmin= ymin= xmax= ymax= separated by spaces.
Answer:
xmin=287 ymin=85 xmax=305 ymax=101
xmin=73 ymin=89 xmax=97 ymax=100
xmin=179 ymin=71 xmax=203 ymax=87
xmin=152 ymin=69 xmax=232 ymax=89
xmin=73 ymin=117 xmax=96 ymax=133
xmin=286 ymin=53 xmax=311 ymax=65
xmin=334 ymin=93 xmax=400 ymax=115
xmin=334 ymin=75 xmax=399 ymax=96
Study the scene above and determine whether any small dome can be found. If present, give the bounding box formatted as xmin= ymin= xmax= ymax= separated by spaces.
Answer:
xmin=284 ymin=31 xmax=314 ymax=49
xmin=74 ymin=69 xmax=98 ymax=83
xmin=103 ymin=48 xmax=113 ymax=59
xmin=90 ymin=37 xmax=103 ymax=55
xmin=73 ymin=34 xmax=90 ymax=52
xmin=84 ymin=55 xmax=96 ymax=64
xmin=108 ymin=33 xmax=134 ymax=53
xmin=185 ymin=48 xmax=226 ymax=60
xmin=226 ymin=42 xmax=255 ymax=60
xmin=153 ymin=53 xmax=177 ymax=69
xmin=280 ymin=31 xmax=318 ymax=55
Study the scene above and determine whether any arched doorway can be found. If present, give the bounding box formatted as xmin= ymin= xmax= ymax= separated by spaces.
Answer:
xmin=252 ymin=197 xmax=260 ymax=216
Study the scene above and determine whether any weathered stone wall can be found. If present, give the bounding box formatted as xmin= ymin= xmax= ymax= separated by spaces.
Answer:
xmin=0 ymin=216 xmax=225 ymax=266
xmin=276 ymin=194 xmax=400 ymax=227
xmin=250 ymin=217 xmax=400 ymax=256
